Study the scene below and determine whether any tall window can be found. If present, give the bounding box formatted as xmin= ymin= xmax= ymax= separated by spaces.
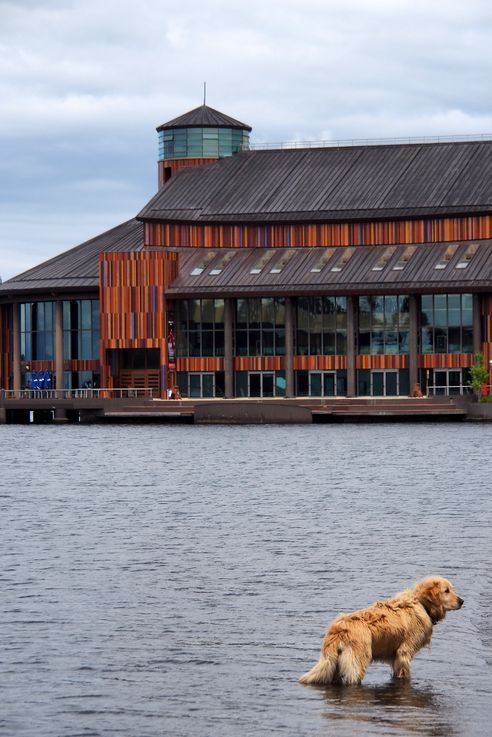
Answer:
xmin=296 ymin=296 xmax=347 ymax=355
xmin=176 ymin=299 xmax=225 ymax=357
xmin=235 ymin=298 xmax=285 ymax=356
xmin=358 ymin=295 xmax=409 ymax=355
xmin=158 ymin=127 xmax=250 ymax=160
xmin=420 ymin=294 xmax=473 ymax=354
xmin=63 ymin=300 xmax=100 ymax=360
xmin=20 ymin=302 xmax=54 ymax=360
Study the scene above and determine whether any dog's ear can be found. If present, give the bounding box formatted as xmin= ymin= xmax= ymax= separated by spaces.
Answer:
xmin=415 ymin=579 xmax=446 ymax=623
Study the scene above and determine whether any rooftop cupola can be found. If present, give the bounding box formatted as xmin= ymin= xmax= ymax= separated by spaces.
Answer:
xmin=156 ymin=104 xmax=252 ymax=187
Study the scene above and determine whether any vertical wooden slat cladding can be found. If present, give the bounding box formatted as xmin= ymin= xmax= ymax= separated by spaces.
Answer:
xmin=293 ymin=355 xmax=347 ymax=370
xmin=233 ymin=356 xmax=284 ymax=371
xmin=176 ymin=357 xmax=224 ymax=372
xmin=418 ymin=354 xmax=475 ymax=369
xmin=356 ymin=355 xmax=409 ymax=370
xmin=99 ymin=251 xmax=179 ymax=391
xmin=145 ymin=215 xmax=492 ymax=249
xmin=0 ymin=304 xmax=12 ymax=389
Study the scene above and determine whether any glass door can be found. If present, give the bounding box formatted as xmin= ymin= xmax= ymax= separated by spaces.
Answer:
xmin=433 ymin=369 xmax=463 ymax=396
xmin=248 ymin=372 xmax=275 ymax=397
xmin=309 ymin=371 xmax=336 ymax=396
xmin=189 ymin=372 xmax=215 ymax=397
xmin=371 ymin=370 xmax=398 ymax=396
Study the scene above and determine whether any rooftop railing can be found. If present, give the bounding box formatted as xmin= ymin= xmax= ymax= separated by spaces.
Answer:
xmin=245 ymin=133 xmax=492 ymax=152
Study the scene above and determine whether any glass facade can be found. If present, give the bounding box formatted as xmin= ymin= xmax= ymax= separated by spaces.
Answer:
xmin=236 ymin=298 xmax=285 ymax=356
xmin=176 ymin=299 xmax=225 ymax=357
xmin=63 ymin=299 xmax=100 ymax=360
xmin=158 ymin=127 xmax=250 ymax=160
xmin=420 ymin=294 xmax=473 ymax=353
xmin=358 ymin=295 xmax=410 ymax=354
xmin=20 ymin=302 xmax=54 ymax=360
xmin=296 ymin=296 xmax=347 ymax=355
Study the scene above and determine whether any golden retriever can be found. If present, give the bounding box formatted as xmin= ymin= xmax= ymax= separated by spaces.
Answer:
xmin=299 ymin=576 xmax=463 ymax=686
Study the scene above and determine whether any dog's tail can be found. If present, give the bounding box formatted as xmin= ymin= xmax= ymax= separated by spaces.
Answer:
xmin=299 ymin=631 xmax=364 ymax=686
xmin=299 ymin=635 xmax=341 ymax=685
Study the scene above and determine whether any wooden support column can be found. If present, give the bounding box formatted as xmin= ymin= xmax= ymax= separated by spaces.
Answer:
xmin=409 ymin=294 xmax=419 ymax=392
xmin=55 ymin=300 xmax=64 ymax=397
xmin=12 ymin=302 xmax=21 ymax=396
xmin=346 ymin=295 xmax=356 ymax=397
xmin=224 ymin=298 xmax=234 ymax=398
xmin=473 ymin=294 xmax=482 ymax=354
xmin=285 ymin=297 xmax=294 ymax=398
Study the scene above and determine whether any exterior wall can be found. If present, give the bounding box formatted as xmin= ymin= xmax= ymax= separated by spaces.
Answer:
xmin=0 ymin=303 xmax=12 ymax=389
xmin=483 ymin=295 xmax=492 ymax=385
xmin=158 ymin=158 xmax=218 ymax=188
xmin=144 ymin=214 xmax=492 ymax=249
xmin=99 ymin=250 xmax=179 ymax=395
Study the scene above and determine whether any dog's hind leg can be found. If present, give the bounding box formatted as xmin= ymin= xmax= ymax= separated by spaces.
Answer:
xmin=392 ymin=646 xmax=412 ymax=679
xmin=337 ymin=642 xmax=371 ymax=686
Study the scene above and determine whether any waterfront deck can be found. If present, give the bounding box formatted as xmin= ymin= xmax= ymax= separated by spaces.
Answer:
xmin=0 ymin=390 xmax=482 ymax=424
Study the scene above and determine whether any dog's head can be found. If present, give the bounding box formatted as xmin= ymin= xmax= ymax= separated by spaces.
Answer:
xmin=414 ymin=577 xmax=464 ymax=624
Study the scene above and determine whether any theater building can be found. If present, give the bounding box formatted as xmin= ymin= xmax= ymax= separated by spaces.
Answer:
xmin=1 ymin=103 xmax=492 ymax=400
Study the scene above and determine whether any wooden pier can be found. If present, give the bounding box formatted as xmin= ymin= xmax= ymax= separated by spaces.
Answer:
xmin=0 ymin=390 xmax=480 ymax=424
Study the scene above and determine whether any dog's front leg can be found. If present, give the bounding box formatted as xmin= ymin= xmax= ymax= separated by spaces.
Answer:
xmin=392 ymin=646 xmax=412 ymax=679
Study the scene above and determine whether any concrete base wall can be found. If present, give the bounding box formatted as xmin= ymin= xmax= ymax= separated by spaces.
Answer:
xmin=465 ymin=402 xmax=492 ymax=421
xmin=194 ymin=401 xmax=312 ymax=424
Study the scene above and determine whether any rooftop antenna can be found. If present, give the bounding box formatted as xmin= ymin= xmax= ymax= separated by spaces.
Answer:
xmin=203 ymin=81 xmax=206 ymax=105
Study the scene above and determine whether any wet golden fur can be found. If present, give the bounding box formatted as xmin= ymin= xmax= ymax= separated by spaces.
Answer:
xmin=299 ymin=576 xmax=463 ymax=686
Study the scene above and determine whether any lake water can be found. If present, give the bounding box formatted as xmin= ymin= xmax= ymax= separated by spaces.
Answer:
xmin=1 ymin=422 xmax=491 ymax=737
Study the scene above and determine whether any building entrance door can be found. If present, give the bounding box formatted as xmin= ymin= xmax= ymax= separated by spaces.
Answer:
xmin=432 ymin=369 xmax=464 ymax=395
xmin=371 ymin=370 xmax=398 ymax=396
xmin=309 ymin=371 xmax=336 ymax=396
xmin=249 ymin=372 xmax=275 ymax=397
xmin=189 ymin=372 xmax=215 ymax=398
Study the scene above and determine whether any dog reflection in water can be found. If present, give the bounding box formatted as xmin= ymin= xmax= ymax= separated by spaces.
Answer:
xmin=299 ymin=577 xmax=463 ymax=686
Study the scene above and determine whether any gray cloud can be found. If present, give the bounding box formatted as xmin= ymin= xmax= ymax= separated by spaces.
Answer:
xmin=1 ymin=0 xmax=492 ymax=278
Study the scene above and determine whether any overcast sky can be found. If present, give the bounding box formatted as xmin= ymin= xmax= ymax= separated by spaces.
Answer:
xmin=1 ymin=0 xmax=492 ymax=279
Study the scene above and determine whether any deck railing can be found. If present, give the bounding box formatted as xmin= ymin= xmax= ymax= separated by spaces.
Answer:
xmin=1 ymin=388 xmax=155 ymax=401
xmin=427 ymin=384 xmax=474 ymax=396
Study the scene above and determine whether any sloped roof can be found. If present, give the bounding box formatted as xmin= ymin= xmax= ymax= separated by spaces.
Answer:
xmin=0 ymin=219 xmax=144 ymax=296
xmin=138 ymin=140 xmax=492 ymax=223
xmin=156 ymin=104 xmax=252 ymax=132
xmin=165 ymin=241 xmax=492 ymax=297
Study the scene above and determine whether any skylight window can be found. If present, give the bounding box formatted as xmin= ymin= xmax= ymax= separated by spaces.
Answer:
xmin=331 ymin=248 xmax=355 ymax=273
xmin=270 ymin=250 xmax=296 ymax=274
xmin=310 ymin=248 xmax=335 ymax=273
xmin=250 ymin=251 xmax=276 ymax=274
xmin=434 ymin=244 xmax=458 ymax=270
xmin=189 ymin=252 xmax=216 ymax=276
xmin=456 ymin=243 xmax=478 ymax=269
xmin=372 ymin=246 xmax=396 ymax=271
xmin=209 ymin=251 xmax=236 ymax=275
xmin=393 ymin=246 xmax=417 ymax=271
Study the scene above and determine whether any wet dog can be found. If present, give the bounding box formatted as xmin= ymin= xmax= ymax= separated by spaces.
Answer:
xmin=299 ymin=576 xmax=463 ymax=686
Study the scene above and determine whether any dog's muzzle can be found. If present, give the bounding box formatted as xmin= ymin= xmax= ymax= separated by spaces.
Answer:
xmin=457 ymin=597 xmax=464 ymax=608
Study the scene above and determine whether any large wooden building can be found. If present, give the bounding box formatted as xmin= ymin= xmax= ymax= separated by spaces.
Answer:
xmin=1 ymin=104 xmax=492 ymax=399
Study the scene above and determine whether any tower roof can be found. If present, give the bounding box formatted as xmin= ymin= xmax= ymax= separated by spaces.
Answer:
xmin=156 ymin=104 xmax=252 ymax=132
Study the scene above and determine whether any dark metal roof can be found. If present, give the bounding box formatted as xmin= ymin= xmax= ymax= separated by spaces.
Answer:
xmin=0 ymin=219 xmax=143 ymax=297
xmin=165 ymin=241 xmax=492 ymax=297
xmin=138 ymin=140 xmax=492 ymax=223
xmin=156 ymin=104 xmax=252 ymax=132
